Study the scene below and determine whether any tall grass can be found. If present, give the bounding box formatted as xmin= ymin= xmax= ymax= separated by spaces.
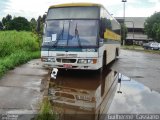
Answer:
xmin=0 ymin=30 xmax=40 ymax=78
xmin=0 ymin=31 xmax=39 ymax=57
xmin=34 ymin=99 xmax=58 ymax=120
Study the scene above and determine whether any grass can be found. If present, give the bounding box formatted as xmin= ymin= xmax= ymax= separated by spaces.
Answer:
xmin=122 ymin=45 xmax=160 ymax=54
xmin=0 ymin=30 xmax=39 ymax=57
xmin=0 ymin=51 xmax=40 ymax=77
xmin=34 ymin=99 xmax=58 ymax=120
xmin=0 ymin=30 xmax=40 ymax=78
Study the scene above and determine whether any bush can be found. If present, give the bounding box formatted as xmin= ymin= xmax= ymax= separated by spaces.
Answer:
xmin=0 ymin=31 xmax=39 ymax=57
xmin=0 ymin=31 xmax=40 ymax=78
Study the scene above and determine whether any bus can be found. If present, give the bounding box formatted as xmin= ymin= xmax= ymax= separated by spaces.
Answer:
xmin=41 ymin=3 xmax=121 ymax=70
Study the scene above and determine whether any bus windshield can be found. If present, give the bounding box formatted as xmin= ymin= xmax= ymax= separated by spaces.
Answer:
xmin=47 ymin=7 xmax=99 ymax=19
xmin=43 ymin=20 xmax=98 ymax=47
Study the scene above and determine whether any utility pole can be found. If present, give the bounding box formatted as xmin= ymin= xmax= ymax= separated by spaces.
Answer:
xmin=122 ymin=0 xmax=127 ymax=45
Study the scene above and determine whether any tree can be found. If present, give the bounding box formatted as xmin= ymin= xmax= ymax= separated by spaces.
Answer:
xmin=0 ymin=21 xmax=3 ymax=30
xmin=9 ymin=17 xmax=31 ymax=31
xmin=121 ymin=23 xmax=128 ymax=45
xmin=36 ymin=15 xmax=46 ymax=35
xmin=144 ymin=12 xmax=160 ymax=42
xmin=2 ymin=14 xmax=12 ymax=30
xmin=30 ymin=18 xmax=37 ymax=32
xmin=36 ymin=16 xmax=41 ymax=34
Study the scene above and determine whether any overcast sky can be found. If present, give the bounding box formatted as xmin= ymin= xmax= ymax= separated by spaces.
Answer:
xmin=0 ymin=0 xmax=160 ymax=21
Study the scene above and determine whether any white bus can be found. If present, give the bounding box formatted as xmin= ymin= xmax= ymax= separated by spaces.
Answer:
xmin=41 ymin=3 xmax=121 ymax=70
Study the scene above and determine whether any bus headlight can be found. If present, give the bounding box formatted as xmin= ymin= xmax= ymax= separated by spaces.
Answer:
xmin=48 ymin=58 xmax=55 ymax=62
xmin=78 ymin=59 xmax=97 ymax=64
xmin=87 ymin=59 xmax=92 ymax=64
xmin=78 ymin=59 xmax=87 ymax=64
xmin=41 ymin=58 xmax=48 ymax=62
xmin=41 ymin=57 xmax=55 ymax=62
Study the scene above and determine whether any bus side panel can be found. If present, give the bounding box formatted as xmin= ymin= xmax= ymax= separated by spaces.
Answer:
xmin=105 ymin=43 xmax=120 ymax=64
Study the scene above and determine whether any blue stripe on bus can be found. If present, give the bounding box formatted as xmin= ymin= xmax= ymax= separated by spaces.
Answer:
xmin=41 ymin=39 xmax=120 ymax=52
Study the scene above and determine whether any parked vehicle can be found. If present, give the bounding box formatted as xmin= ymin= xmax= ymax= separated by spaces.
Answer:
xmin=158 ymin=43 xmax=160 ymax=50
xmin=143 ymin=42 xmax=159 ymax=50
xmin=41 ymin=3 xmax=121 ymax=71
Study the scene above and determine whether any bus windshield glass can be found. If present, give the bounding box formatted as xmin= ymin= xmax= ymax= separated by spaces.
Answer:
xmin=43 ymin=20 xmax=98 ymax=47
xmin=47 ymin=7 xmax=99 ymax=19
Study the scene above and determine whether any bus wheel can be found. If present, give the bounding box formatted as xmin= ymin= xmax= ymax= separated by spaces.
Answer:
xmin=99 ymin=52 xmax=106 ymax=73
xmin=115 ymin=48 xmax=119 ymax=59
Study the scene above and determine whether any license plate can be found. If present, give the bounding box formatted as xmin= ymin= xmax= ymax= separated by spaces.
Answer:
xmin=63 ymin=64 xmax=72 ymax=68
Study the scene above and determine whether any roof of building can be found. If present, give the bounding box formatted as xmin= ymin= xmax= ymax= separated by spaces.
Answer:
xmin=116 ymin=17 xmax=147 ymax=28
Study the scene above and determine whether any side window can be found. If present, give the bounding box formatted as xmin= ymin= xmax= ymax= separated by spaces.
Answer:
xmin=111 ymin=20 xmax=121 ymax=35
xmin=100 ymin=8 xmax=112 ymax=38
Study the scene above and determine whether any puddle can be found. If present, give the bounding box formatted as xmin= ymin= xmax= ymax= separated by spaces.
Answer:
xmin=108 ymin=74 xmax=160 ymax=114
xmin=48 ymin=69 xmax=160 ymax=120
xmin=49 ymin=68 xmax=118 ymax=120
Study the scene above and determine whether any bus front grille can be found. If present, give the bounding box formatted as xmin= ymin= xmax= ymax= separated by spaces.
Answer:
xmin=56 ymin=58 xmax=76 ymax=63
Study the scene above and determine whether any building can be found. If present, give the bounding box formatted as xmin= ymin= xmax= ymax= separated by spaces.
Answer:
xmin=116 ymin=17 xmax=153 ymax=45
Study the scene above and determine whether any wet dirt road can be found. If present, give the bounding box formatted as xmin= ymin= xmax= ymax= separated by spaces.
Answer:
xmin=111 ymin=49 xmax=160 ymax=93
xmin=49 ymin=68 xmax=160 ymax=120
xmin=0 ymin=59 xmax=48 ymax=119
xmin=1 ymin=49 xmax=160 ymax=119
xmin=48 ymin=49 xmax=160 ymax=119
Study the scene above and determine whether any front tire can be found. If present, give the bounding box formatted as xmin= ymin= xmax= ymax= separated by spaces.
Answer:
xmin=99 ymin=52 xmax=106 ymax=73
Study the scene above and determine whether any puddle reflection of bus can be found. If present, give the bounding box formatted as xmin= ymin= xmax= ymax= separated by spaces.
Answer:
xmin=49 ymin=69 xmax=118 ymax=120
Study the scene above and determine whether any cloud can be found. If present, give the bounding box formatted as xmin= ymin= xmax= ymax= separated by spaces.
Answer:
xmin=0 ymin=0 xmax=11 ymax=19
xmin=0 ymin=0 xmax=160 ymax=20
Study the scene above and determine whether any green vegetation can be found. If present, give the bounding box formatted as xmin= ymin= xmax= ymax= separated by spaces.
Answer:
xmin=144 ymin=12 xmax=160 ymax=42
xmin=121 ymin=23 xmax=128 ymax=45
xmin=2 ymin=15 xmax=31 ymax=31
xmin=1 ymin=14 xmax=46 ymax=34
xmin=34 ymin=99 xmax=58 ymax=120
xmin=122 ymin=45 xmax=143 ymax=50
xmin=0 ymin=31 xmax=40 ymax=77
xmin=122 ymin=45 xmax=160 ymax=54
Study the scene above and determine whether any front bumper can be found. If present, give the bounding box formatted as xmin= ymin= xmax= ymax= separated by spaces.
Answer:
xmin=42 ymin=59 xmax=101 ymax=70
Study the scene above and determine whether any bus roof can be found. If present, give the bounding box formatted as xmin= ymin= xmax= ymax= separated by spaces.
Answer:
xmin=49 ymin=3 xmax=102 ymax=8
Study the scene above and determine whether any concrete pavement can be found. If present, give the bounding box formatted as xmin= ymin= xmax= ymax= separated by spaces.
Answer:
xmin=0 ymin=59 xmax=48 ymax=119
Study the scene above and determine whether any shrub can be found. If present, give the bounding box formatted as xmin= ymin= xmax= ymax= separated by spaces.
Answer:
xmin=0 ymin=31 xmax=39 ymax=57
xmin=0 ymin=31 xmax=40 ymax=78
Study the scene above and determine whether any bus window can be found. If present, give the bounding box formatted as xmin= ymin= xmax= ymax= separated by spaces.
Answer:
xmin=47 ymin=7 xmax=99 ymax=19
xmin=43 ymin=20 xmax=98 ymax=47
xmin=100 ymin=18 xmax=112 ymax=38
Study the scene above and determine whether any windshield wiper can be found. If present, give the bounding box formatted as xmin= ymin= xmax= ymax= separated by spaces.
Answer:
xmin=75 ymin=23 xmax=81 ymax=47
xmin=53 ymin=21 xmax=65 ymax=47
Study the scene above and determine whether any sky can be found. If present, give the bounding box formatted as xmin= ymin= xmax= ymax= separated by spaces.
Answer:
xmin=0 ymin=0 xmax=160 ymax=21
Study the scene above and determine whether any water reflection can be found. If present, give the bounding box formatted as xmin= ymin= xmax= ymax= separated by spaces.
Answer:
xmin=48 ymin=68 xmax=160 ymax=119
xmin=108 ymin=74 xmax=160 ymax=114
xmin=49 ymin=68 xmax=118 ymax=120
